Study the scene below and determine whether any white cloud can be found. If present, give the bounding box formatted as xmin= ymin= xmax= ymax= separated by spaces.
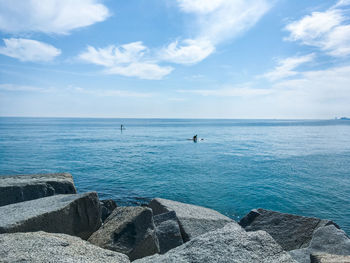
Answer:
xmin=0 ymin=38 xmax=61 ymax=62
xmin=335 ymin=0 xmax=350 ymax=7
xmin=176 ymin=0 xmax=226 ymax=14
xmin=178 ymin=85 xmax=272 ymax=97
xmin=160 ymin=0 xmax=271 ymax=64
xmin=263 ymin=54 xmax=315 ymax=81
xmin=159 ymin=39 xmax=215 ymax=64
xmin=106 ymin=63 xmax=173 ymax=80
xmin=323 ymin=25 xmax=350 ymax=56
xmin=285 ymin=1 xmax=350 ymax=56
xmin=0 ymin=83 xmax=48 ymax=92
xmin=79 ymin=42 xmax=147 ymax=67
xmin=79 ymin=41 xmax=173 ymax=80
xmin=67 ymin=85 xmax=154 ymax=97
xmin=0 ymin=83 xmax=155 ymax=98
xmin=272 ymin=65 xmax=350 ymax=107
xmin=0 ymin=0 xmax=109 ymax=34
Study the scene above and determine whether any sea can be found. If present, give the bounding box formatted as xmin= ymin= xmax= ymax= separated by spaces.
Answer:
xmin=0 ymin=117 xmax=349 ymax=233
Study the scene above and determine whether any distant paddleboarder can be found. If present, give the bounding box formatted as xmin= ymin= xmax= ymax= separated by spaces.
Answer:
xmin=193 ymin=134 xmax=198 ymax=142
xmin=120 ymin=124 xmax=125 ymax=131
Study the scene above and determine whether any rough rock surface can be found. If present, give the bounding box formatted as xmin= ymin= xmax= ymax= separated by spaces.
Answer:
xmin=153 ymin=211 xmax=183 ymax=254
xmin=239 ymin=209 xmax=337 ymax=251
xmin=0 ymin=192 xmax=101 ymax=239
xmin=0 ymin=172 xmax=77 ymax=206
xmin=101 ymin=199 xmax=118 ymax=222
xmin=310 ymin=253 xmax=350 ymax=263
xmin=88 ymin=206 xmax=159 ymax=261
xmin=149 ymin=198 xmax=233 ymax=241
xmin=0 ymin=231 xmax=130 ymax=263
xmin=289 ymin=225 xmax=350 ymax=263
xmin=134 ymin=222 xmax=297 ymax=263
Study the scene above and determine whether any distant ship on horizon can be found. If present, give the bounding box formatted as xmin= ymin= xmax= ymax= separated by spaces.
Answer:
xmin=335 ymin=117 xmax=350 ymax=120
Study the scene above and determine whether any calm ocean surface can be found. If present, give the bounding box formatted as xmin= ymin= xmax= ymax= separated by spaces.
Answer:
xmin=0 ymin=117 xmax=349 ymax=233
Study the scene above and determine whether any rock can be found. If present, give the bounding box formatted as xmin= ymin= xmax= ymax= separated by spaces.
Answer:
xmin=289 ymin=225 xmax=350 ymax=263
xmin=0 ymin=192 xmax=101 ymax=240
xmin=88 ymin=206 xmax=160 ymax=261
xmin=148 ymin=198 xmax=233 ymax=241
xmin=101 ymin=199 xmax=117 ymax=222
xmin=0 ymin=172 xmax=76 ymax=206
xmin=0 ymin=231 xmax=130 ymax=263
xmin=239 ymin=208 xmax=337 ymax=251
xmin=134 ymin=222 xmax=297 ymax=263
xmin=310 ymin=253 xmax=350 ymax=263
xmin=153 ymin=211 xmax=183 ymax=254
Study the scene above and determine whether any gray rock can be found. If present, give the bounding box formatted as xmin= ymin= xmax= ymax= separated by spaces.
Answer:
xmin=0 ymin=192 xmax=101 ymax=240
xmin=149 ymin=198 xmax=233 ymax=241
xmin=134 ymin=222 xmax=297 ymax=263
xmin=0 ymin=231 xmax=130 ymax=263
xmin=101 ymin=199 xmax=117 ymax=222
xmin=289 ymin=225 xmax=350 ymax=263
xmin=0 ymin=172 xmax=76 ymax=206
xmin=239 ymin=208 xmax=337 ymax=251
xmin=310 ymin=253 xmax=350 ymax=263
xmin=154 ymin=211 xmax=183 ymax=254
xmin=88 ymin=206 xmax=159 ymax=261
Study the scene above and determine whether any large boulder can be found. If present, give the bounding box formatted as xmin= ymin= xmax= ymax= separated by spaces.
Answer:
xmin=310 ymin=253 xmax=350 ymax=263
xmin=101 ymin=199 xmax=118 ymax=222
xmin=289 ymin=225 xmax=350 ymax=263
xmin=239 ymin=209 xmax=337 ymax=251
xmin=148 ymin=198 xmax=233 ymax=241
xmin=88 ymin=206 xmax=159 ymax=261
xmin=0 ymin=172 xmax=76 ymax=206
xmin=0 ymin=192 xmax=101 ymax=240
xmin=0 ymin=231 xmax=130 ymax=263
xmin=153 ymin=211 xmax=183 ymax=254
xmin=134 ymin=222 xmax=297 ymax=263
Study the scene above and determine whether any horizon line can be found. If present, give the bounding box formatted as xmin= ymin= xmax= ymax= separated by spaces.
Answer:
xmin=0 ymin=116 xmax=340 ymax=120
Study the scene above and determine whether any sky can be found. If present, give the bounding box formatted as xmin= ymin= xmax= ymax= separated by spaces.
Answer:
xmin=0 ymin=0 xmax=350 ymax=119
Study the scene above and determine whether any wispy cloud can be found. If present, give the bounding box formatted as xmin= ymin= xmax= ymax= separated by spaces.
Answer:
xmin=66 ymin=84 xmax=155 ymax=98
xmin=78 ymin=1 xmax=272 ymax=77
xmin=0 ymin=38 xmax=61 ymax=62
xmin=271 ymin=65 xmax=350 ymax=112
xmin=285 ymin=0 xmax=350 ymax=57
xmin=178 ymin=84 xmax=272 ymax=97
xmin=0 ymin=83 xmax=52 ymax=92
xmin=0 ymin=0 xmax=110 ymax=34
xmin=262 ymin=54 xmax=315 ymax=81
xmin=79 ymin=42 xmax=173 ymax=80
xmin=159 ymin=39 xmax=214 ymax=65
xmin=0 ymin=83 xmax=155 ymax=98
xmin=160 ymin=0 xmax=271 ymax=64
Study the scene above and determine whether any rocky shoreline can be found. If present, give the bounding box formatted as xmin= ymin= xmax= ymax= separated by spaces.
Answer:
xmin=0 ymin=173 xmax=349 ymax=262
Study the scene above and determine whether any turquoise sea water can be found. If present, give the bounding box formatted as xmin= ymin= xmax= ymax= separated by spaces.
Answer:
xmin=0 ymin=117 xmax=349 ymax=233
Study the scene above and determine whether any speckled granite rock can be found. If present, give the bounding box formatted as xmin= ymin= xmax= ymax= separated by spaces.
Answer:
xmin=149 ymin=198 xmax=233 ymax=241
xmin=240 ymin=209 xmax=337 ymax=251
xmin=0 ymin=231 xmax=130 ymax=263
xmin=310 ymin=253 xmax=350 ymax=263
xmin=0 ymin=192 xmax=101 ymax=239
xmin=0 ymin=173 xmax=76 ymax=206
xmin=153 ymin=211 xmax=183 ymax=253
xmin=289 ymin=225 xmax=350 ymax=263
xmin=134 ymin=222 xmax=297 ymax=263
xmin=88 ymin=206 xmax=159 ymax=261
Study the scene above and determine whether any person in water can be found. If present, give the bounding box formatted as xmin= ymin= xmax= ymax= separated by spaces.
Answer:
xmin=193 ymin=134 xmax=198 ymax=142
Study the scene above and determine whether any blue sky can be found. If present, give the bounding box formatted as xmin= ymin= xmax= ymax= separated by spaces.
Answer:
xmin=0 ymin=0 xmax=349 ymax=118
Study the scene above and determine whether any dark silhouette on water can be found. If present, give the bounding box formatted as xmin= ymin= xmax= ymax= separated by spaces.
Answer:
xmin=193 ymin=135 xmax=198 ymax=142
